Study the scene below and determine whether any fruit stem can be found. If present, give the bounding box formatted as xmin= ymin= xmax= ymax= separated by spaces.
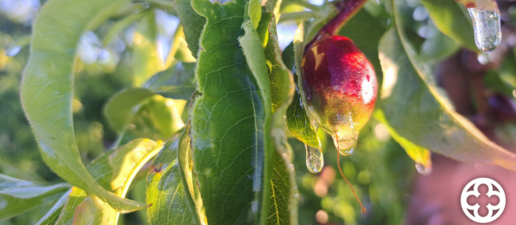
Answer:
xmin=337 ymin=145 xmax=366 ymax=213
xmin=304 ymin=0 xmax=368 ymax=53
xmin=320 ymin=0 xmax=368 ymax=36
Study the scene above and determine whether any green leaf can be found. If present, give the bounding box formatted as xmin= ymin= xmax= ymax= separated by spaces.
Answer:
xmin=262 ymin=10 xmax=298 ymax=225
xmin=55 ymin=139 xmax=161 ymax=225
xmin=175 ymin=0 xmax=206 ymax=58
xmin=421 ymin=0 xmax=477 ymax=51
xmin=286 ymin=91 xmax=319 ymax=148
xmin=419 ymin=28 xmax=460 ymax=63
xmin=497 ymin=52 xmax=516 ymax=90
xmin=36 ymin=190 xmax=71 ymax=225
xmin=133 ymin=10 xmax=165 ymax=86
xmin=126 ymin=95 xmax=186 ymax=141
xmin=263 ymin=18 xmax=294 ymax=114
xmin=285 ymin=22 xmax=323 ymax=149
xmin=56 ymin=189 xmax=120 ymax=225
xmin=104 ymin=88 xmax=185 ymax=142
xmin=373 ymin=110 xmax=432 ymax=172
xmin=0 ymin=174 xmax=70 ymax=220
xmin=146 ymin=127 xmax=201 ymax=225
xmin=281 ymin=43 xmax=295 ymax=71
xmin=20 ymin=0 xmax=147 ymax=211
xmin=483 ymin=70 xmax=515 ymax=96
xmin=190 ymin=0 xmax=267 ymax=223
xmin=239 ymin=4 xmax=275 ymax=223
xmin=143 ymin=62 xmax=197 ymax=100
xmin=284 ymin=41 xmax=319 ymax=148
xmin=103 ymin=9 xmax=152 ymax=46
xmin=379 ymin=1 xmax=516 ymax=170
xmin=55 ymin=188 xmax=89 ymax=225
xmin=268 ymin=148 xmax=297 ymax=225
xmin=105 ymin=88 xmax=156 ymax=133
xmin=169 ymin=27 xmax=197 ymax=65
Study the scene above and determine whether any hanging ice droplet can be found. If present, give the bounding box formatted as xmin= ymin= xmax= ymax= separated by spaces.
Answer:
xmin=332 ymin=133 xmax=358 ymax=156
xmin=468 ymin=7 xmax=502 ymax=52
xmin=415 ymin=163 xmax=432 ymax=175
xmin=305 ymin=145 xmax=324 ymax=173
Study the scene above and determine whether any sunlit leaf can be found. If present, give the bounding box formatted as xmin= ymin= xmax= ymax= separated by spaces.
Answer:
xmin=146 ymin=127 xmax=202 ymax=225
xmin=20 ymin=0 xmax=147 ymax=211
xmin=167 ymin=26 xmax=197 ymax=66
xmin=0 ymin=174 xmax=70 ymax=220
xmin=105 ymin=88 xmax=156 ymax=133
xmin=190 ymin=0 xmax=268 ymax=223
xmin=103 ymin=9 xmax=152 ymax=46
xmin=175 ymin=0 xmax=206 ymax=58
xmin=55 ymin=139 xmax=161 ymax=225
xmin=127 ymin=95 xmax=186 ymax=141
xmin=133 ymin=10 xmax=165 ymax=86
xmin=104 ymin=88 xmax=185 ymax=143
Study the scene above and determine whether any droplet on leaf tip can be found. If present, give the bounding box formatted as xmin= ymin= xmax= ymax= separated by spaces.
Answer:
xmin=305 ymin=144 xmax=324 ymax=173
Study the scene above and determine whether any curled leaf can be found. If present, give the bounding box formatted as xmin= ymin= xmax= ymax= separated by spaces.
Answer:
xmin=20 ymin=0 xmax=147 ymax=211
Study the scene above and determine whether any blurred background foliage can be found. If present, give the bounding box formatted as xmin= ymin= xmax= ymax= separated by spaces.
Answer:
xmin=1 ymin=0 xmax=516 ymax=224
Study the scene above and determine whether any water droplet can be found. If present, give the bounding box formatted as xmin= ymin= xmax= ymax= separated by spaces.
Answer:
xmin=332 ymin=134 xmax=358 ymax=156
xmin=415 ymin=163 xmax=432 ymax=175
xmin=468 ymin=7 xmax=502 ymax=52
xmin=305 ymin=144 xmax=324 ymax=173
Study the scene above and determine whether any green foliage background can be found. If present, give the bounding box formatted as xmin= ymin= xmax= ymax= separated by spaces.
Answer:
xmin=1 ymin=0 xmax=516 ymax=224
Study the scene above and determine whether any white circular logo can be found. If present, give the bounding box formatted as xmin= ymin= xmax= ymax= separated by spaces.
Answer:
xmin=460 ymin=178 xmax=506 ymax=223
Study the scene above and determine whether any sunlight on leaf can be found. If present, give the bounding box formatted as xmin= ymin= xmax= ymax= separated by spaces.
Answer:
xmin=176 ymin=0 xmax=206 ymax=59
xmin=55 ymin=139 xmax=161 ymax=225
xmin=133 ymin=10 xmax=165 ymax=86
xmin=20 ymin=0 xmax=148 ymax=211
xmin=147 ymin=127 xmax=204 ymax=225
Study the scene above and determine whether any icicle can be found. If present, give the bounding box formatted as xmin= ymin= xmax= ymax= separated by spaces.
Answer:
xmin=468 ymin=4 xmax=502 ymax=52
xmin=305 ymin=144 xmax=324 ymax=173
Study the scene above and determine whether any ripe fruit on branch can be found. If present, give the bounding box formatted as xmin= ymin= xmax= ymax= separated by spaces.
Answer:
xmin=296 ymin=0 xmax=376 ymax=213
xmin=302 ymin=34 xmax=377 ymax=154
